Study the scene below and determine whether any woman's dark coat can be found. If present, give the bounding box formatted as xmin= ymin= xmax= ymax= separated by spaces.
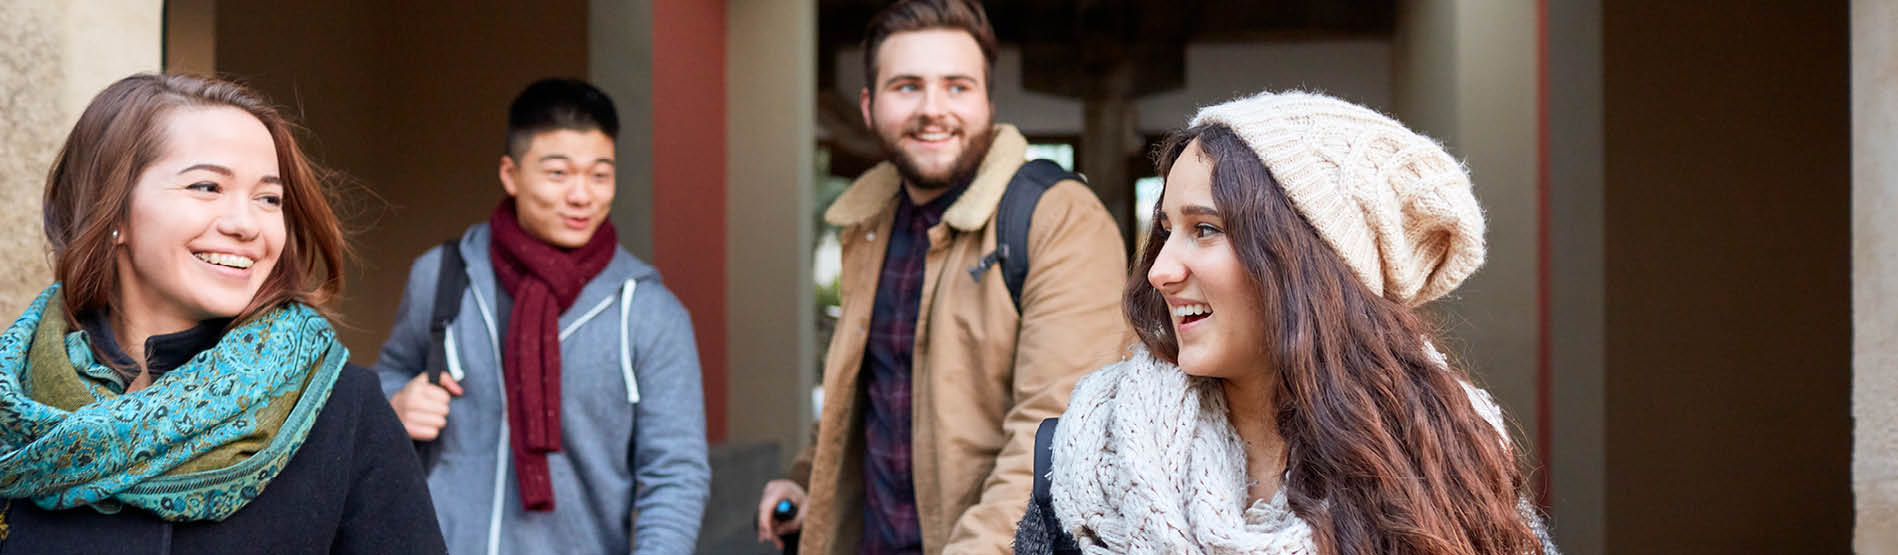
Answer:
xmin=1 ymin=364 xmax=448 ymax=555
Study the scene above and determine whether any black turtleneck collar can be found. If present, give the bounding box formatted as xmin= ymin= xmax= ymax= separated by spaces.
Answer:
xmin=79 ymin=310 xmax=230 ymax=382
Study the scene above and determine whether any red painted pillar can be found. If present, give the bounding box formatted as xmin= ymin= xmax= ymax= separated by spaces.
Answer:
xmin=651 ymin=0 xmax=729 ymax=443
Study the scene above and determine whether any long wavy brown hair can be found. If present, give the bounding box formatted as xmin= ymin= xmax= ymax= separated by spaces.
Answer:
xmin=42 ymin=73 xmax=347 ymax=327
xmin=1125 ymin=124 xmax=1541 ymax=554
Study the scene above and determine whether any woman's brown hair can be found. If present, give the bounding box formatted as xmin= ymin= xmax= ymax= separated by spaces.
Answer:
xmin=42 ymin=73 xmax=346 ymax=326
xmin=1127 ymin=124 xmax=1541 ymax=554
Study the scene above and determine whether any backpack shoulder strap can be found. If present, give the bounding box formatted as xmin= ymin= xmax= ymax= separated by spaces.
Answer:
xmin=1033 ymin=417 xmax=1060 ymax=509
xmin=1031 ymin=416 xmax=1085 ymax=553
xmin=994 ymin=159 xmax=1083 ymax=311
xmin=426 ymin=239 xmax=466 ymax=386
xmin=416 ymin=238 xmax=466 ymax=472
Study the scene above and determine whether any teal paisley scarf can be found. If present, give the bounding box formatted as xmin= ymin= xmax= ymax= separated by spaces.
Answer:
xmin=0 ymin=284 xmax=346 ymax=522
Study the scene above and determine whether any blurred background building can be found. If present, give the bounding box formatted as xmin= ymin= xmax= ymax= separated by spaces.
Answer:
xmin=1 ymin=1 xmax=1891 ymax=553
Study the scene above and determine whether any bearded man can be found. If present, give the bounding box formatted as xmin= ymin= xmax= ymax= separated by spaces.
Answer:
xmin=753 ymin=1 xmax=1129 ymax=553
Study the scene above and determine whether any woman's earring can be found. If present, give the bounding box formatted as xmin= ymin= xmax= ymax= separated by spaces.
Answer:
xmin=111 ymin=229 xmax=119 ymax=241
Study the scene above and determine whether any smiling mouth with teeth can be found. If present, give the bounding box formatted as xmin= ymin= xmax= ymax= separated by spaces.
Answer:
xmin=195 ymin=252 xmax=255 ymax=269
xmin=1172 ymin=304 xmax=1213 ymax=325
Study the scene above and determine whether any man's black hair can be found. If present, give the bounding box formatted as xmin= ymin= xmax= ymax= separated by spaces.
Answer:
xmin=505 ymin=78 xmax=619 ymax=158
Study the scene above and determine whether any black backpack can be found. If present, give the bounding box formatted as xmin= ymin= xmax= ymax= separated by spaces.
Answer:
xmin=967 ymin=159 xmax=1083 ymax=310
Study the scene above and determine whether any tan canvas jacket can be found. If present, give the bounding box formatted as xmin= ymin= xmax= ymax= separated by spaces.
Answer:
xmin=789 ymin=124 xmax=1130 ymax=554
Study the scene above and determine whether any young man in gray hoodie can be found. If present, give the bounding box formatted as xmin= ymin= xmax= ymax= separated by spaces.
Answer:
xmin=375 ymin=78 xmax=709 ymax=555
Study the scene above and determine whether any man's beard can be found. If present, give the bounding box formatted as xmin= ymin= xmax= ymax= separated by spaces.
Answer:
xmin=874 ymin=116 xmax=994 ymax=191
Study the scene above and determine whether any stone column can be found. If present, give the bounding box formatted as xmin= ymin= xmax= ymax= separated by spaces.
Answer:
xmin=1547 ymin=0 xmax=1606 ymax=553
xmin=725 ymin=0 xmax=816 ymax=470
xmin=1079 ymin=59 xmax=1139 ymax=246
xmin=1853 ymin=0 xmax=1898 ymax=551
xmin=592 ymin=0 xmax=658 ymax=262
xmin=0 ymin=1 xmax=161 ymax=318
xmin=1392 ymin=0 xmax=1542 ymax=494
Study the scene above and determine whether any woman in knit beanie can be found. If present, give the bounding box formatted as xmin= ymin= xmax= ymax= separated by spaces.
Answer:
xmin=1014 ymin=91 xmax=1557 ymax=555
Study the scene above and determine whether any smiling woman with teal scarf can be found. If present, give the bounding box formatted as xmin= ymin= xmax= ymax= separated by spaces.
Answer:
xmin=0 ymin=74 xmax=446 ymax=554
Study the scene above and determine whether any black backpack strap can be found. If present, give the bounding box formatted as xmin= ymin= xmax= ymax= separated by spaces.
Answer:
xmin=415 ymin=238 xmax=466 ymax=472
xmin=1031 ymin=417 xmax=1082 ymax=553
xmin=1033 ymin=417 xmax=1060 ymax=507
xmin=426 ymin=239 xmax=466 ymax=385
xmin=968 ymin=159 xmax=1082 ymax=312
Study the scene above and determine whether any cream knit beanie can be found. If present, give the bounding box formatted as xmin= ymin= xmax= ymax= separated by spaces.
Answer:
xmin=1190 ymin=90 xmax=1485 ymax=306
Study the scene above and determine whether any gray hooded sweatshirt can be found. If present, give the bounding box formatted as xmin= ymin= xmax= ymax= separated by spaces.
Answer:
xmin=374 ymin=223 xmax=709 ymax=555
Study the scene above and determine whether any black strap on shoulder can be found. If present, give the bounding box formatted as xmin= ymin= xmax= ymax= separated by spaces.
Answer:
xmin=426 ymin=239 xmax=466 ymax=386
xmin=416 ymin=239 xmax=466 ymax=472
xmin=1031 ymin=416 xmax=1082 ymax=553
xmin=967 ymin=159 xmax=1082 ymax=312
xmin=1033 ymin=417 xmax=1060 ymax=510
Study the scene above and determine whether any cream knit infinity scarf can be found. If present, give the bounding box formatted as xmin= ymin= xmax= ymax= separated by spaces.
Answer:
xmin=1048 ymin=346 xmax=1517 ymax=554
xmin=1048 ymin=348 xmax=1316 ymax=554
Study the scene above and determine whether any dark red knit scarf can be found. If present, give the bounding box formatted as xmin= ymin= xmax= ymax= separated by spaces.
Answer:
xmin=488 ymin=198 xmax=616 ymax=512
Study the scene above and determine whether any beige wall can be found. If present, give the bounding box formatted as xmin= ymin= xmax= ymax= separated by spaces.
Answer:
xmin=0 ymin=1 xmax=161 ymax=318
xmin=214 ymin=1 xmax=589 ymax=363
xmin=1854 ymin=0 xmax=1898 ymax=551
xmin=1602 ymin=2 xmax=1851 ymax=552
xmin=1392 ymin=0 xmax=1543 ymax=481
xmin=726 ymin=0 xmax=817 ymax=469
xmin=0 ymin=2 xmax=67 ymax=318
xmin=59 ymin=1 xmax=164 ymax=120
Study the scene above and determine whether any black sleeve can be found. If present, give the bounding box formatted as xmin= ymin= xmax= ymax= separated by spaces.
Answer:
xmin=330 ymin=365 xmax=448 ymax=555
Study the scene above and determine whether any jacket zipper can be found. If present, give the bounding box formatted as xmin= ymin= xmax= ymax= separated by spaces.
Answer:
xmin=467 ymin=284 xmax=508 ymax=555
xmin=465 ymin=275 xmax=641 ymax=555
